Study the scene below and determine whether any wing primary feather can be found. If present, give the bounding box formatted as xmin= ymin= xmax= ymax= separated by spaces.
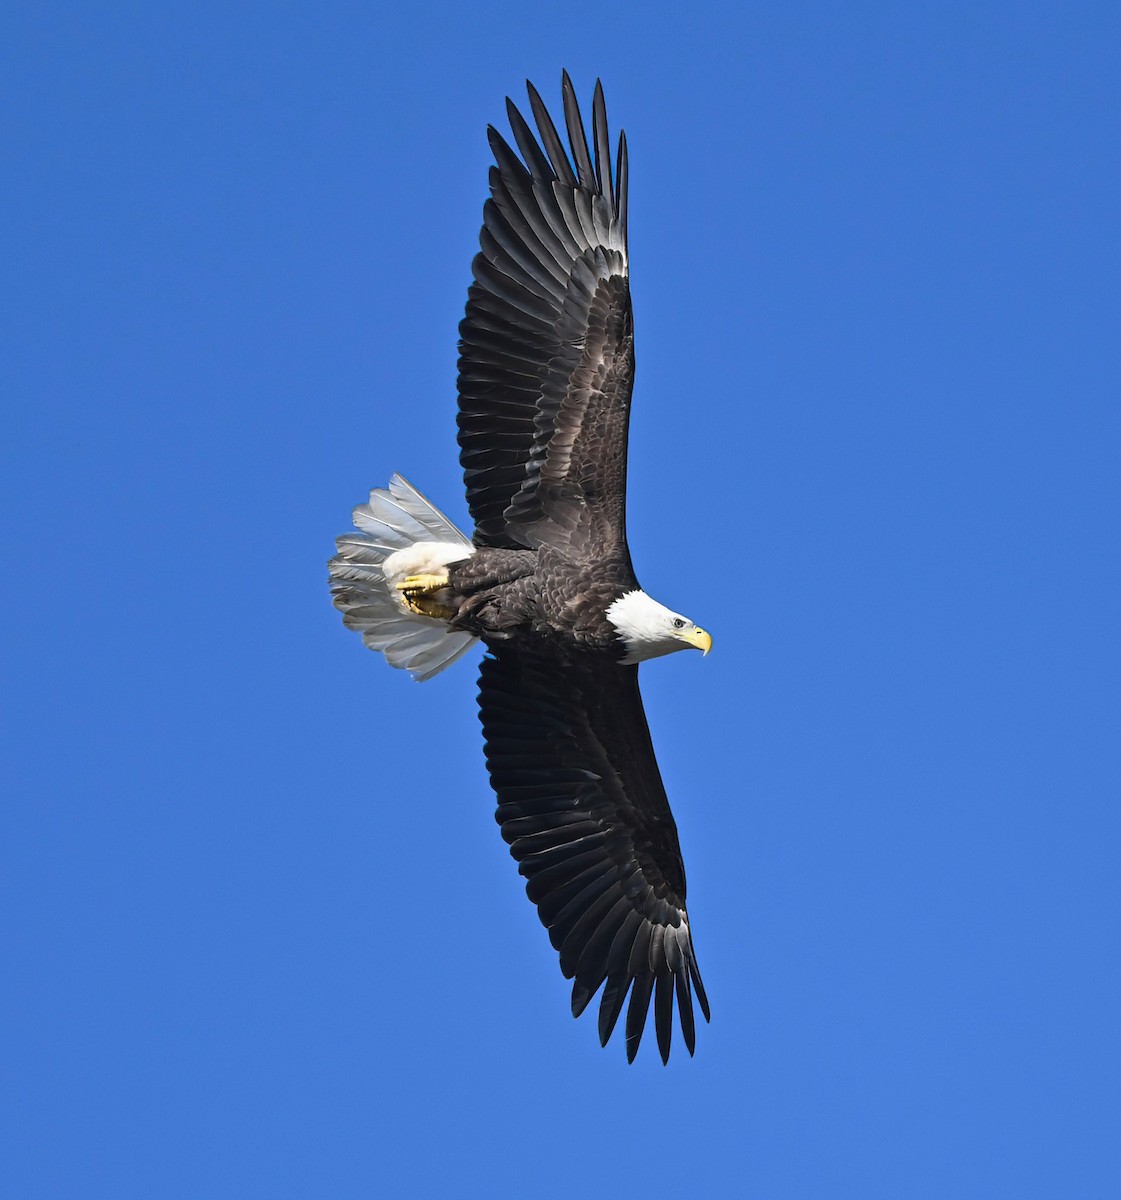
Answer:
xmin=654 ymin=968 xmax=674 ymax=1065
xmin=597 ymin=908 xmax=644 ymax=1045
xmin=486 ymin=126 xmax=533 ymax=191
xmin=561 ymin=69 xmax=596 ymax=193
xmin=551 ymin=183 xmax=595 ymax=251
xmin=646 ymin=918 xmax=666 ymax=976
xmin=526 ymin=79 xmax=577 ymax=187
xmin=688 ymin=952 xmax=712 ymax=1023
xmin=622 ymin=921 xmax=654 ymax=1061
xmin=675 ymin=968 xmax=697 ymax=1056
xmin=541 ymin=865 xmax=618 ymax=935
xmin=538 ymin=182 xmax=586 ymax=257
xmin=571 ymin=186 xmax=601 ymax=249
xmin=482 ymin=200 xmax=567 ymax=292
xmin=571 ymin=892 xmax=633 ymax=980
xmin=591 ymin=79 xmax=614 ymax=211
xmin=598 ymin=974 xmax=631 ymax=1047
xmin=566 ymin=892 xmax=635 ymax=1008
xmin=616 ymin=130 xmax=628 ymax=244
xmin=564 ymin=887 xmax=632 ymax=995
xmin=489 ymin=183 xmax=570 ymax=282
xmin=570 ymin=976 xmax=602 ymax=1020
xmin=624 ymin=971 xmax=655 ymax=1064
xmin=505 ymin=97 xmax=555 ymax=182
xmin=663 ymin=923 xmax=684 ymax=972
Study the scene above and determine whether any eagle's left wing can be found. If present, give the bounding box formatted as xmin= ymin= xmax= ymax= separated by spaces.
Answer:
xmin=477 ymin=643 xmax=709 ymax=1063
xmin=457 ymin=74 xmax=634 ymax=559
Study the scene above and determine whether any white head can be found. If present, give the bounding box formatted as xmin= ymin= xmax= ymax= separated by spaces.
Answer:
xmin=606 ymin=590 xmax=713 ymax=664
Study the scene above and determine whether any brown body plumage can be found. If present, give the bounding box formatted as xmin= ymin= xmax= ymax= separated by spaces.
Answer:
xmin=446 ymin=546 xmax=635 ymax=651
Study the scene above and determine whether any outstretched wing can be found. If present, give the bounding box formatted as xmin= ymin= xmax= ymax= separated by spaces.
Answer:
xmin=458 ymin=73 xmax=634 ymax=557
xmin=478 ymin=644 xmax=710 ymax=1063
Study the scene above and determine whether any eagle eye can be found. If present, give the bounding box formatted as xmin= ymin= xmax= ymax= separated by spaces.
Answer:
xmin=672 ymin=618 xmax=686 ymax=629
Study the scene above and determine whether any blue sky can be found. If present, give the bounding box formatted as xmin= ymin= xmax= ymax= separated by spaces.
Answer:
xmin=3 ymin=2 xmax=1119 ymax=1196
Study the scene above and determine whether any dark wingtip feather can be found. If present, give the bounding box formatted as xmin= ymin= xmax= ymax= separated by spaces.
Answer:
xmin=505 ymin=96 xmax=555 ymax=182
xmin=486 ymin=125 xmax=531 ymax=188
xmin=616 ymin=129 xmax=628 ymax=242
xmin=690 ymin=956 xmax=712 ymax=1023
xmin=654 ymin=971 xmax=674 ymax=1065
xmin=624 ymin=973 xmax=654 ymax=1063
xmin=676 ymin=971 xmax=697 ymax=1056
xmin=597 ymin=975 xmax=629 ymax=1047
xmin=572 ymin=979 xmax=603 ymax=1021
xmin=591 ymin=79 xmax=613 ymax=211
xmin=571 ymin=976 xmax=598 ymax=1019
xmin=560 ymin=70 xmax=596 ymax=192
xmin=526 ymin=78 xmax=577 ymax=187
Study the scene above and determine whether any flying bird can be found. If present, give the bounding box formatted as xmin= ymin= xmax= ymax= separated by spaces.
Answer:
xmin=329 ymin=73 xmax=712 ymax=1063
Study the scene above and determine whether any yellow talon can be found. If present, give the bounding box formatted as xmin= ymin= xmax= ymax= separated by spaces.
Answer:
xmin=396 ymin=573 xmax=454 ymax=620
xmin=396 ymin=573 xmax=450 ymax=593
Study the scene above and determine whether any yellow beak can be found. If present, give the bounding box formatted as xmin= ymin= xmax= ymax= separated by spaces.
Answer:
xmin=682 ymin=627 xmax=713 ymax=655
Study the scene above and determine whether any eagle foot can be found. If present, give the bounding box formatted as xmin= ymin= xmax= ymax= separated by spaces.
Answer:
xmin=396 ymin=573 xmax=454 ymax=620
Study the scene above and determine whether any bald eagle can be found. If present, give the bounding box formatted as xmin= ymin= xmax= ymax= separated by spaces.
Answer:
xmin=329 ymin=74 xmax=712 ymax=1063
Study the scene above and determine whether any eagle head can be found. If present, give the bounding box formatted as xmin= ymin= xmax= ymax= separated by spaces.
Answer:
xmin=606 ymin=590 xmax=712 ymax=664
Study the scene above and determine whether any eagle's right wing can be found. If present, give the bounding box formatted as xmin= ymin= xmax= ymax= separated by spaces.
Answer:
xmin=457 ymin=74 xmax=634 ymax=560
xmin=477 ymin=643 xmax=710 ymax=1063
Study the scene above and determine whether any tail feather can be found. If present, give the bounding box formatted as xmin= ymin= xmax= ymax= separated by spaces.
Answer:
xmin=329 ymin=475 xmax=478 ymax=682
xmin=355 ymin=478 xmax=468 ymax=546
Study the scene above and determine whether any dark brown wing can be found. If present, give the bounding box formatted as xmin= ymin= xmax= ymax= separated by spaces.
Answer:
xmin=458 ymin=73 xmax=634 ymax=557
xmin=478 ymin=643 xmax=710 ymax=1063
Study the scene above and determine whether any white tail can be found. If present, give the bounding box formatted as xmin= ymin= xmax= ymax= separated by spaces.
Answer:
xmin=329 ymin=475 xmax=478 ymax=681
